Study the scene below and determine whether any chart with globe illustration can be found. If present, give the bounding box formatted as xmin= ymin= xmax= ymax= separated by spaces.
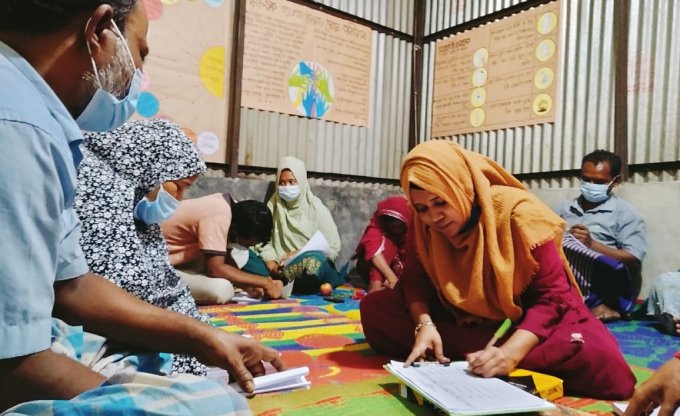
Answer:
xmin=288 ymin=61 xmax=335 ymax=119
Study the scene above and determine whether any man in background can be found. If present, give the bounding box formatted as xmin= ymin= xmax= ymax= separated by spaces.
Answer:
xmin=556 ymin=150 xmax=647 ymax=322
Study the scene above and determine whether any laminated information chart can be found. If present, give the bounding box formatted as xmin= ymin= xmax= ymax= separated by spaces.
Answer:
xmin=432 ymin=0 xmax=561 ymax=137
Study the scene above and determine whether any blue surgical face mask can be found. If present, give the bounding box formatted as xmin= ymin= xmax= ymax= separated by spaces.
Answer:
xmin=580 ymin=180 xmax=614 ymax=203
xmin=133 ymin=187 xmax=180 ymax=224
xmin=76 ymin=20 xmax=141 ymax=132
xmin=279 ymin=185 xmax=301 ymax=202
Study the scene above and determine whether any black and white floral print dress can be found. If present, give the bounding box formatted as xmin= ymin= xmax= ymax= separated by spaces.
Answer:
xmin=75 ymin=119 xmax=207 ymax=376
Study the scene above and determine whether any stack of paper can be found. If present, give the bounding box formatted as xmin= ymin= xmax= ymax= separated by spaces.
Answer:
xmin=232 ymin=366 xmax=311 ymax=395
xmin=385 ymin=361 xmax=555 ymax=415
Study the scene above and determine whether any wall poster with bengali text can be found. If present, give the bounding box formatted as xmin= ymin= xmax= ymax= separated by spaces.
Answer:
xmin=241 ymin=0 xmax=373 ymax=128
xmin=431 ymin=0 xmax=561 ymax=137
xmin=133 ymin=0 xmax=233 ymax=163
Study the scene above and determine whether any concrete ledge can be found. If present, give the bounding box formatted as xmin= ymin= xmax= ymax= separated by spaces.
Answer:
xmin=187 ymin=175 xmax=679 ymax=298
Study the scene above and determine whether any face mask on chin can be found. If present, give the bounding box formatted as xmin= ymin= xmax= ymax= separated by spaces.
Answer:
xmin=76 ymin=19 xmax=142 ymax=132
xmin=580 ymin=180 xmax=614 ymax=203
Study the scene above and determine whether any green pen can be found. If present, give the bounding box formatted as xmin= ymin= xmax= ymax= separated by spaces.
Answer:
xmin=484 ymin=318 xmax=512 ymax=349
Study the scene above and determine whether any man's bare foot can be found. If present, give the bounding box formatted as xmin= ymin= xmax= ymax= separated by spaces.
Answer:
xmin=591 ymin=304 xmax=621 ymax=323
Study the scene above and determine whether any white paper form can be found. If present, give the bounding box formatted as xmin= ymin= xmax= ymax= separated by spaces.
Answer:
xmin=386 ymin=361 xmax=555 ymax=415
xmin=281 ymin=230 xmax=330 ymax=267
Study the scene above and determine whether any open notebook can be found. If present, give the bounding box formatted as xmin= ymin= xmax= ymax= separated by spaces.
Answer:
xmin=385 ymin=361 xmax=555 ymax=416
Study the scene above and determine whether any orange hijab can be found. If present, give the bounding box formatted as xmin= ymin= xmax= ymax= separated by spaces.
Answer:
xmin=401 ymin=141 xmax=578 ymax=322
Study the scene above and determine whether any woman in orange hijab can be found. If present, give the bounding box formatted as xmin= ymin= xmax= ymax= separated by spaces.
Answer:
xmin=360 ymin=141 xmax=635 ymax=399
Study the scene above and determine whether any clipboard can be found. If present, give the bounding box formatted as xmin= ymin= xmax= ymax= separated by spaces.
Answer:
xmin=385 ymin=361 xmax=556 ymax=415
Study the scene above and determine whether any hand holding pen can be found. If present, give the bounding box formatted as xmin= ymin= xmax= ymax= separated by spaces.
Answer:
xmin=466 ymin=318 xmax=514 ymax=378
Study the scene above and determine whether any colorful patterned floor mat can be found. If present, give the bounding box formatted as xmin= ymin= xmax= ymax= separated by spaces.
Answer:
xmin=201 ymin=287 xmax=679 ymax=415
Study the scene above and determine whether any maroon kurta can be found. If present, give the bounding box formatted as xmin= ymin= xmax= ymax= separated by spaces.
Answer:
xmin=360 ymin=241 xmax=635 ymax=400
xmin=354 ymin=196 xmax=410 ymax=284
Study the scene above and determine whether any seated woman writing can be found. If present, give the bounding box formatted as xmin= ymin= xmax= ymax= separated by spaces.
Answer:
xmin=75 ymin=119 xmax=208 ymax=376
xmin=260 ymin=156 xmax=346 ymax=294
xmin=359 ymin=141 xmax=635 ymax=399
xmin=354 ymin=195 xmax=411 ymax=292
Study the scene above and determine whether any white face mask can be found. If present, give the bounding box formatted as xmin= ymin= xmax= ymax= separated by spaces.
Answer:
xmin=279 ymin=185 xmax=301 ymax=202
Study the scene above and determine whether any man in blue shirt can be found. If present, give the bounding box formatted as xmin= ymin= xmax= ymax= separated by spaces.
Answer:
xmin=0 ymin=1 xmax=283 ymax=412
xmin=556 ymin=150 xmax=647 ymax=322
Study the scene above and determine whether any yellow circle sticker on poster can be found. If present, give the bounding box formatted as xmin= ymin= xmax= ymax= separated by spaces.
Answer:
xmin=534 ymin=67 xmax=554 ymax=90
xmin=470 ymin=87 xmax=486 ymax=107
xmin=430 ymin=1 xmax=561 ymax=137
xmin=535 ymin=39 xmax=556 ymax=62
xmin=533 ymin=93 xmax=553 ymax=115
xmin=537 ymin=12 xmax=558 ymax=35
xmin=469 ymin=108 xmax=485 ymax=127
xmin=472 ymin=68 xmax=488 ymax=87
xmin=473 ymin=48 xmax=489 ymax=68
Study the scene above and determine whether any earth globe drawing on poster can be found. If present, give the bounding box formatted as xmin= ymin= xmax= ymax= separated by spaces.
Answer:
xmin=288 ymin=61 xmax=335 ymax=119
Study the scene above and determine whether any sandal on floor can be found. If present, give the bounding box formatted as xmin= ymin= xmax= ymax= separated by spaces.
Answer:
xmin=658 ymin=313 xmax=680 ymax=337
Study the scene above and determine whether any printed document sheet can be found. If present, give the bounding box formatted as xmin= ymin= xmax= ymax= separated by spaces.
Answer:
xmin=386 ymin=361 xmax=555 ymax=415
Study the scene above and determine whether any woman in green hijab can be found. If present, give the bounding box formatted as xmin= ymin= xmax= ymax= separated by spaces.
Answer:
xmin=260 ymin=156 xmax=345 ymax=294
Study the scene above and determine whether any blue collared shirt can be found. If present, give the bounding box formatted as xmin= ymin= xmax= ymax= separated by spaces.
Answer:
xmin=0 ymin=41 xmax=89 ymax=359
xmin=556 ymin=194 xmax=647 ymax=261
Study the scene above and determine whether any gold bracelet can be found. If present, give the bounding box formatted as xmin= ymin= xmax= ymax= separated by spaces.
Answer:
xmin=414 ymin=320 xmax=435 ymax=336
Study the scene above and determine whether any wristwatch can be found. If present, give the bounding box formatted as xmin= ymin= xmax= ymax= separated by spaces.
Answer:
xmin=414 ymin=320 xmax=436 ymax=336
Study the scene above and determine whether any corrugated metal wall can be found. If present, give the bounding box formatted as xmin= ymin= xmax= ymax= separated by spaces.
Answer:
xmin=238 ymin=0 xmax=414 ymax=179
xmin=425 ymin=0 xmax=529 ymax=35
xmin=236 ymin=0 xmax=680 ymax=184
xmin=312 ymin=0 xmax=415 ymax=34
xmin=628 ymin=0 xmax=680 ymax=183
xmin=423 ymin=0 xmax=680 ymax=188
xmin=422 ymin=0 xmax=618 ymax=189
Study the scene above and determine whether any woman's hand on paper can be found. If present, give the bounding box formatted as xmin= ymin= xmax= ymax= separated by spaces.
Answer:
xmin=466 ymin=346 xmax=516 ymax=378
xmin=279 ymin=251 xmax=299 ymax=264
xmin=467 ymin=328 xmax=536 ymax=378
xmin=404 ymin=325 xmax=450 ymax=367
xmin=623 ymin=356 xmax=680 ymax=416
